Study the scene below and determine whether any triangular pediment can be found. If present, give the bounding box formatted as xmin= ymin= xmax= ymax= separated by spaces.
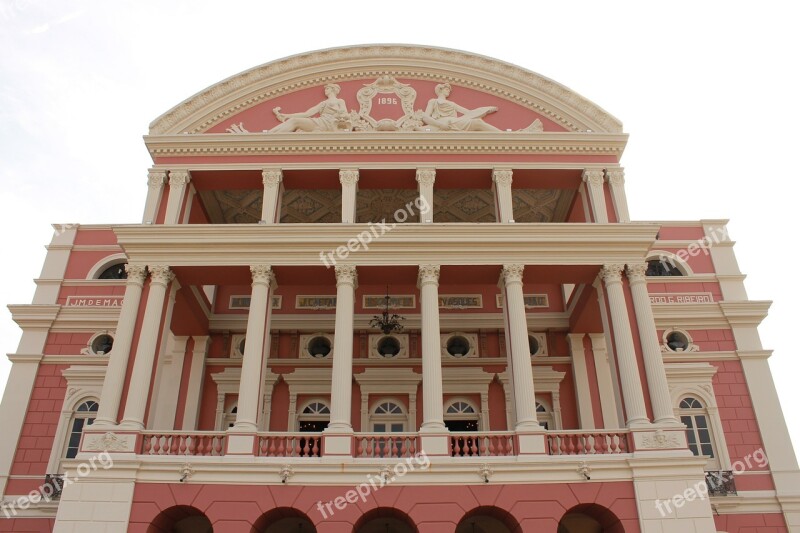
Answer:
xmin=150 ymin=45 xmax=622 ymax=135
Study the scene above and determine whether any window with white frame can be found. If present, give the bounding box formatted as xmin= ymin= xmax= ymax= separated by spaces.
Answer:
xmin=536 ymin=400 xmax=554 ymax=430
xmin=371 ymin=400 xmax=406 ymax=433
xmin=298 ymin=400 xmax=330 ymax=432
xmin=679 ymin=396 xmax=718 ymax=467
xmin=65 ymin=400 xmax=98 ymax=459
xmin=444 ymin=399 xmax=479 ymax=432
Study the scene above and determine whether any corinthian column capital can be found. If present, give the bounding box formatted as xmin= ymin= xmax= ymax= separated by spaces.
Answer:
xmin=582 ymin=169 xmax=605 ymax=186
xmin=148 ymin=265 xmax=174 ymax=286
xmin=418 ymin=264 xmax=440 ymax=286
xmin=600 ymin=263 xmax=625 ymax=284
xmin=168 ymin=170 xmax=191 ymax=187
xmin=501 ymin=264 xmax=525 ymax=285
xmin=415 ymin=168 xmax=436 ymax=186
xmin=262 ymin=168 xmax=283 ymax=187
xmin=492 ymin=169 xmax=513 ymax=186
xmin=626 ymin=263 xmax=648 ymax=283
xmin=339 ymin=169 xmax=359 ymax=185
xmin=125 ymin=264 xmax=148 ymax=285
xmin=335 ymin=264 xmax=358 ymax=287
xmin=605 ymin=167 xmax=625 ymax=185
xmin=147 ymin=170 xmax=167 ymax=188
xmin=250 ymin=265 xmax=275 ymax=286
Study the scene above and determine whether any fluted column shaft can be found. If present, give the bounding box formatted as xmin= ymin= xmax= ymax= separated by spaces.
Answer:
xmin=328 ymin=265 xmax=357 ymax=430
xmin=501 ymin=264 xmax=540 ymax=430
xmin=627 ymin=264 xmax=679 ymax=425
xmin=261 ymin=168 xmax=283 ymax=224
xmin=605 ymin=168 xmax=630 ymax=223
xmin=583 ymin=169 xmax=608 ymax=223
xmin=339 ymin=169 xmax=359 ymax=223
xmin=492 ymin=169 xmax=514 ymax=223
xmin=600 ymin=264 xmax=650 ymax=427
xmin=142 ymin=170 xmax=166 ymax=224
xmin=419 ymin=265 xmax=445 ymax=431
xmin=94 ymin=265 xmax=147 ymax=426
xmin=416 ymin=168 xmax=435 ymax=224
xmin=120 ymin=266 xmax=174 ymax=429
xmin=233 ymin=265 xmax=275 ymax=430
xmin=164 ymin=170 xmax=191 ymax=224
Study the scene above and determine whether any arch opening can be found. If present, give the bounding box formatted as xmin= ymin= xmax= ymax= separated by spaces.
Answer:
xmin=147 ymin=505 xmax=213 ymax=533
xmin=557 ymin=504 xmax=624 ymax=533
xmin=251 ymin=508 xmax=316 ymax=533
xmin=456 ymin=506 xmax=521 ymax=533
xmin=353 ymin=508 xmax=418 ymax=533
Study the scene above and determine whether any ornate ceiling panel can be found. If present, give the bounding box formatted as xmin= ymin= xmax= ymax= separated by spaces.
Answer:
xmin=357 ymin=189 xmax=419 ymax=223
xmin=280 ymin=190 xmax=342 ymax=224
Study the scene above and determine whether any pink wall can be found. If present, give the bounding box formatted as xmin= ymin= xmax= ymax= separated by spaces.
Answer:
xmin=128 ymin=480 xmax=640 ymax=533
xmin=0 ymin=518 xmax=55 ymax=531
xmin=7 ymin=365 xmax=68 ymax=494
xmin=714 ymin=512 xmax=788 ymax=532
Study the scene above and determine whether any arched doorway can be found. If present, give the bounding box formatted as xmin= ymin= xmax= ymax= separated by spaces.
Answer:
xmin=148 ymin=505 xmax=213 ymax=533
xmin=251 ymin=508 xmax=316 ymax=533
xmin=455 ymin=506 xmax=521 ymax=533
xmin=353 ymin=508 xmax=417 ymax=533
xmin=557 ymin=504 xmax=624 ymax=533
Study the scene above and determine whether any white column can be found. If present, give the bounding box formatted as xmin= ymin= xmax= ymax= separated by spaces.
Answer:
xmin=261 ymin=168 xmax=283 ymax=224
xmin=627 ymin=263 xmax=680 ymax=425
xmin=418 ymin=265 xmax=446 ymax=431
xmin=605 ymin=167 xmax=630 ymax=222
xmin=94 ymin=265 xmax=147 ymax=426
xmin=567 ymin=333 xmax=595 ymax=429
xmin=582 ymin=169 xmax=608 ymax=223
xmin=339 ymin=169 xmax=359 ymax=223
xmin=501 ymin=264 xmax=540 ymax=430
xmin=416 ymin=168 xmax=435 ymax=223
xmin=589 ymin=333 xmax=620 ymax=428
xmin=120 ymin=266 xmax=174 ymax=429
xmin=164 ymin=170 xmax=191 ymax=224
xmin=233 ymin=265 xmax=275 ymax=431
xmin=142 ymin=170 xmax=166 ymax=224
xmin=599 ymin=264 xmax=649 ymax=427
xmin=182 ymin=336 xmax=209 ymax=430
xmin=492 ymin=168 xmax=514 ymax=223
xmin=328 ymin=265 xmax=357 ymax=430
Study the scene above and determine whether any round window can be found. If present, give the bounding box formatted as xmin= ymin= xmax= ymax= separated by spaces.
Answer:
xmin=666 ymin=331 xmax=689 ymax=352
xmin=377 ymin=336 xmax=401 ymax=358
xmin=91 ymin=334 xmax=114 ymax=355
xmin=446 ymin=336 xmax=471 ymax=357
xmin=528 ymin=335 xmax=540 ymax=356
xmin=308 ymin=336 xmax=332 ymax=358
xmin=238 ymin=338 xmax=246 ymax=356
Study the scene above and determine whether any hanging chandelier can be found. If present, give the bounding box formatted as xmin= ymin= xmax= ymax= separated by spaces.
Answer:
xmin=369 ymin=286 xmax=405 ymax=334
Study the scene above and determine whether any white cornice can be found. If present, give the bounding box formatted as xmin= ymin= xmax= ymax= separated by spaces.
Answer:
xmin=148 ymin=44 xmax=623 ymax=135
xmin=7 ymin=305 xmax=59 ymax=328
xmin=114 ymin=223 xmax=658 ymax=267
xmin=144 ymin=132 xmax=628 ymax=159
xmin=653 ymin=302 xmax=770 ymax=328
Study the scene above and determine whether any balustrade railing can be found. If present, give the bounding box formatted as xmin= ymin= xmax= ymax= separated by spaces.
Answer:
xmin=450 ymin=432 xmax=516 ymax=457
xmin=257 ymin=433 xmax=322 ymax=458
xmin=354 ymin=433 xmax=419 ymax=458
xmin=546 ymin=431 xmax=630 ymax=455
xmin=140 ymin=432 xmax=227 ymax=456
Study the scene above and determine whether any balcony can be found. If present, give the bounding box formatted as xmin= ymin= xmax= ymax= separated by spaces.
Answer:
xmin=546 ymin=431 xmax=631 ymax=455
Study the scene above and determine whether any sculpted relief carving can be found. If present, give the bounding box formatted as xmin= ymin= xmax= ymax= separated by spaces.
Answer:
xmin=224 ymin=77 xmax=544 ymax=134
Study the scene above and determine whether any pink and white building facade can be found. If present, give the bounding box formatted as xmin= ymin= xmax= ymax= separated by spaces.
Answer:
xmin=1 ymin=45 xmax=798 ymax=532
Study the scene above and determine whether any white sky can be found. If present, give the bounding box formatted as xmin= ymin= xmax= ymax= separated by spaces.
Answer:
xmin=1 ymin=1 xmax=798 ymax=458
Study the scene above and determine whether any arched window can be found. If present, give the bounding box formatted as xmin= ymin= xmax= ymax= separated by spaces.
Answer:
xmin=445 ymin=399 xmax=479 ymax=432
xmin=679 ymin=397 xmax=717 ymax=464
xmin=97 ymin=263 xmax=127 ymax=280
xmin=224 ymin=405 xmax=237 ymax=429
xmin=298 ymin=400 xmax=330 ymax=432
xmin=65 ymin=400 xmax=98 ymax=459
xmin=536 ymin=400 xmax=554 ymax=430
xmin=371 ymin=400 xmax=406 ymax=433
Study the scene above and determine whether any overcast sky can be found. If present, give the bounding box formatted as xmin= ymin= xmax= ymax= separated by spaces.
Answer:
xmin=1 ymin=1 xmax=798 ymax=456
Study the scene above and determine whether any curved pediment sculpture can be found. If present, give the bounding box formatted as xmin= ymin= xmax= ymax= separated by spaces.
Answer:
xmin=152 ymin=45 xmax=621 ymax=135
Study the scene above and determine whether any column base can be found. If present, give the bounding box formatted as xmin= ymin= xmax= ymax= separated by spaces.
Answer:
xmin=653 ymin=416 xmax=684 ymax=428
xmin=626 ymin=418 xmax=653 ymax=429
xmin=230 ymin=421 xmax=258 ymax=432
xmin=419 ymin=422 xmax=447 ymax=433
xmin=116 ymin=420 xmax=145 ymax=431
